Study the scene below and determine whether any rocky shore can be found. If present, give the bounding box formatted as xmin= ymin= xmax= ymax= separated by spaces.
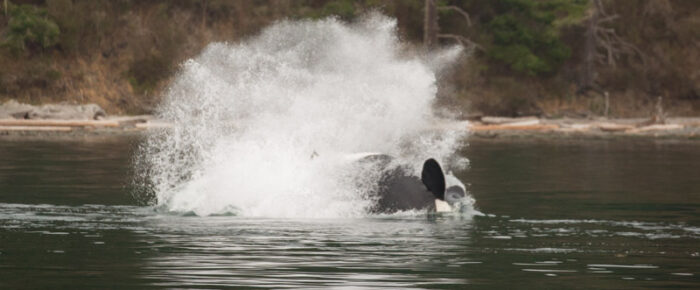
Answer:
xmin=2 ymin=115 xmax=699 ymax=142
xmin=1 ymin=101 xmax=699 ymax=141
xmin=464 ymin=116 xmax=700 ymax=142
xmin=0 ymin=101 xmax=167 ymax=140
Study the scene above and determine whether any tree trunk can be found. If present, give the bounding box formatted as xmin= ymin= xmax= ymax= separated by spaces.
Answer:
xmin=201 ymin=0 xmax=207 ymax=31
xmin=424 ymin=0 xmax=438 ymax=48
xmin=580 ymin=5 xmax=598 ymax=93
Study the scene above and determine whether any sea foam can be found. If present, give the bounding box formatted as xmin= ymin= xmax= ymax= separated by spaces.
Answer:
xmin=135 ymin=14 xmax=468 ymax=217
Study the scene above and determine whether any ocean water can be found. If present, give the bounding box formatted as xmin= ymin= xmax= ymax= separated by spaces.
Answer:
xmin=0 ymin=138 xmax=698 ymax=289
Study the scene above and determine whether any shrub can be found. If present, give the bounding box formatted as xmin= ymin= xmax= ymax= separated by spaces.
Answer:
xmin=1 ymin=2 xmax=60 ymax=53
xmin=321 ymin=0 xmax=357 ymax=20
xmin=485 ymin=0 xmax=576 ymax=76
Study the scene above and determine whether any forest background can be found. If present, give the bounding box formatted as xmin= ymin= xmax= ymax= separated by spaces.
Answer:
xmin=0 ymin=0 xmax=698 ymax=118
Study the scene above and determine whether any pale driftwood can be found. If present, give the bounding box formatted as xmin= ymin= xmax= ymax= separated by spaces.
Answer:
xmin=597 ymin=123 xmax=634 ymax=132
xmin=558 ymin=123 xmax=594 ymax=132
xmin=685 ymin=121 xmax=700 ymax=127
xmin=470 ymin=124 xmax=558 ymax=131
xmin=500 ymin=119 xmax=540 ymax=127
xmin=557 ymin=127 xmax=593 ymax=133
xmin=0 ymin=126 xmax=73 ymax=131
xmin=480 ymin=116 xmax=539 ymax=125
xmin=569 ymin=123 xmax=595 ymax=130
xmin=135 ymin=121 xmax=174 ymax=129
xmin=630 ymin=124 xmax=683 ymax=133
xmin=604 ymin=92 xmax=610 ymax=118
xmin=0 ymin=119 xmax=120 ymax=127
xmin=654 ymin=96 xmax=666 ymax=124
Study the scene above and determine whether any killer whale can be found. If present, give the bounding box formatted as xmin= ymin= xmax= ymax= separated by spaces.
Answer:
xmin=352 ymin=154 xmax=467 ymax=214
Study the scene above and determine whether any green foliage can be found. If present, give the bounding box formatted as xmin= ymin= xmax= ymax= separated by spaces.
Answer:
xmin=296 ymin=0 xmax=359 ymax=20
xmin=0 ymin=0 xmax=694 ymax=115
xmin=321 ymin=0 xmax=357 ymax=20
xmin=2 ymin=2 xmax=60 ymax=53
xmin=549 ymin=0 xmax=590 ymax=27
xmin=484 ymin=0 xmax=581 ymax=76
xmin=298 ymin=0 xmax=400 ymax=20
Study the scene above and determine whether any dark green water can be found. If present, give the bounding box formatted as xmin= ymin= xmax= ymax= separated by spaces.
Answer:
xmin=0 ymin=137 xmax=698 ymax=288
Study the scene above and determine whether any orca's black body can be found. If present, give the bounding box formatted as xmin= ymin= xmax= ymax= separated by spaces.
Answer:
xmin=360 ymin=156 xmax=453 ymax=213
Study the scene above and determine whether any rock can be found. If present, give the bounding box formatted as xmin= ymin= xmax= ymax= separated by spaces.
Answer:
xmin=0 ymin=100 xmax=106 ymax=120
xmin=0 ymin=100 xmax=34 ymax=119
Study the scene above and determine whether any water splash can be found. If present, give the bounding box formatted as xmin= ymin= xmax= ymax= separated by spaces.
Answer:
xmin=135 ymin=14 xmax=468 ymax=217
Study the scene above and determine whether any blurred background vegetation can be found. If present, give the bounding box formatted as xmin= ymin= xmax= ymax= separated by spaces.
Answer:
xmin=0 ymin=0 xmax=698 ymax=117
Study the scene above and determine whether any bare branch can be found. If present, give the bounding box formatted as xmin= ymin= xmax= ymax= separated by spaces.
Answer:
xmin=594 ymin=0 xmax=608 ymax=17
xmin=597 ymin=14 xmax=619 ymax=23
xmin=596 ymin=27 xmax=616 ymax=34
xmin=592 ymin=12 xmax=647 ymax=69
xmin=595 ymin=52 xmax=608 ymax=63
xmin=424 ymin=0 xmax=439 ymax=47
xmin=598 ymin=39 xmax=617 ymax=67
xmin=438 ymin=5 xmax=472 ymax=26
xmin=438 ymin=34 xmax=484 ymax=51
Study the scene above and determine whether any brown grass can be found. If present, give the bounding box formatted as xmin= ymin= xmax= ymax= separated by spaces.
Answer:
xmin=1 ymin=1 xmax=698 ymax=117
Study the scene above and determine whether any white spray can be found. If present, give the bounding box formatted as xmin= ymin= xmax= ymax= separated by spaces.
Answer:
xmin=135 ymin=14 xmax=469 ymax=218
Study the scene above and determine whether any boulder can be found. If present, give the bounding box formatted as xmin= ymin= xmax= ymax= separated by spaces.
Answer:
xmin=0 ymin=100 xmax=106 ymax=120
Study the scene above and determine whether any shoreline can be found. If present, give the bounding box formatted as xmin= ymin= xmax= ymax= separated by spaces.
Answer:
xmin=1 ymin=116 xmax=699 ymax=142
xmin=465 ymin=117 xmax=700 ymax=143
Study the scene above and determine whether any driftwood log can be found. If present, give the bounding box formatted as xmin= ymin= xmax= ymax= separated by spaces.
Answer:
xmin=0 ymin=119 xmax=120 ymax=127
xmin=480 ymin=116 xmax=540 ymax=125
xmin=0 ymin=126 xmax=73 ymax=131
xmin=470 ymin=124 xmax=558 ymax=131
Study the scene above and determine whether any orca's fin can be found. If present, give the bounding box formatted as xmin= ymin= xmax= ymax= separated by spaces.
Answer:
xmin=421 ymin=158 xmax=446 ymax=200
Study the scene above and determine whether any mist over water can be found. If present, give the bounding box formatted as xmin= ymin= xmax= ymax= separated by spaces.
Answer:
xmin=135 ymin=14 xmax=468 ymax=217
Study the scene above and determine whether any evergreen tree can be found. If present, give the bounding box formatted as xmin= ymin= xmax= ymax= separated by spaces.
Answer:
xmin=484 ymin=0 xmax=586 ymax=76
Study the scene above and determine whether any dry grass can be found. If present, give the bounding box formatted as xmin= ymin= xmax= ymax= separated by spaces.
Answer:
xmin=0 ymin=1 xmax=698 ymax=117
xmin=0 ymin=2 xmax=274 ymax=114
